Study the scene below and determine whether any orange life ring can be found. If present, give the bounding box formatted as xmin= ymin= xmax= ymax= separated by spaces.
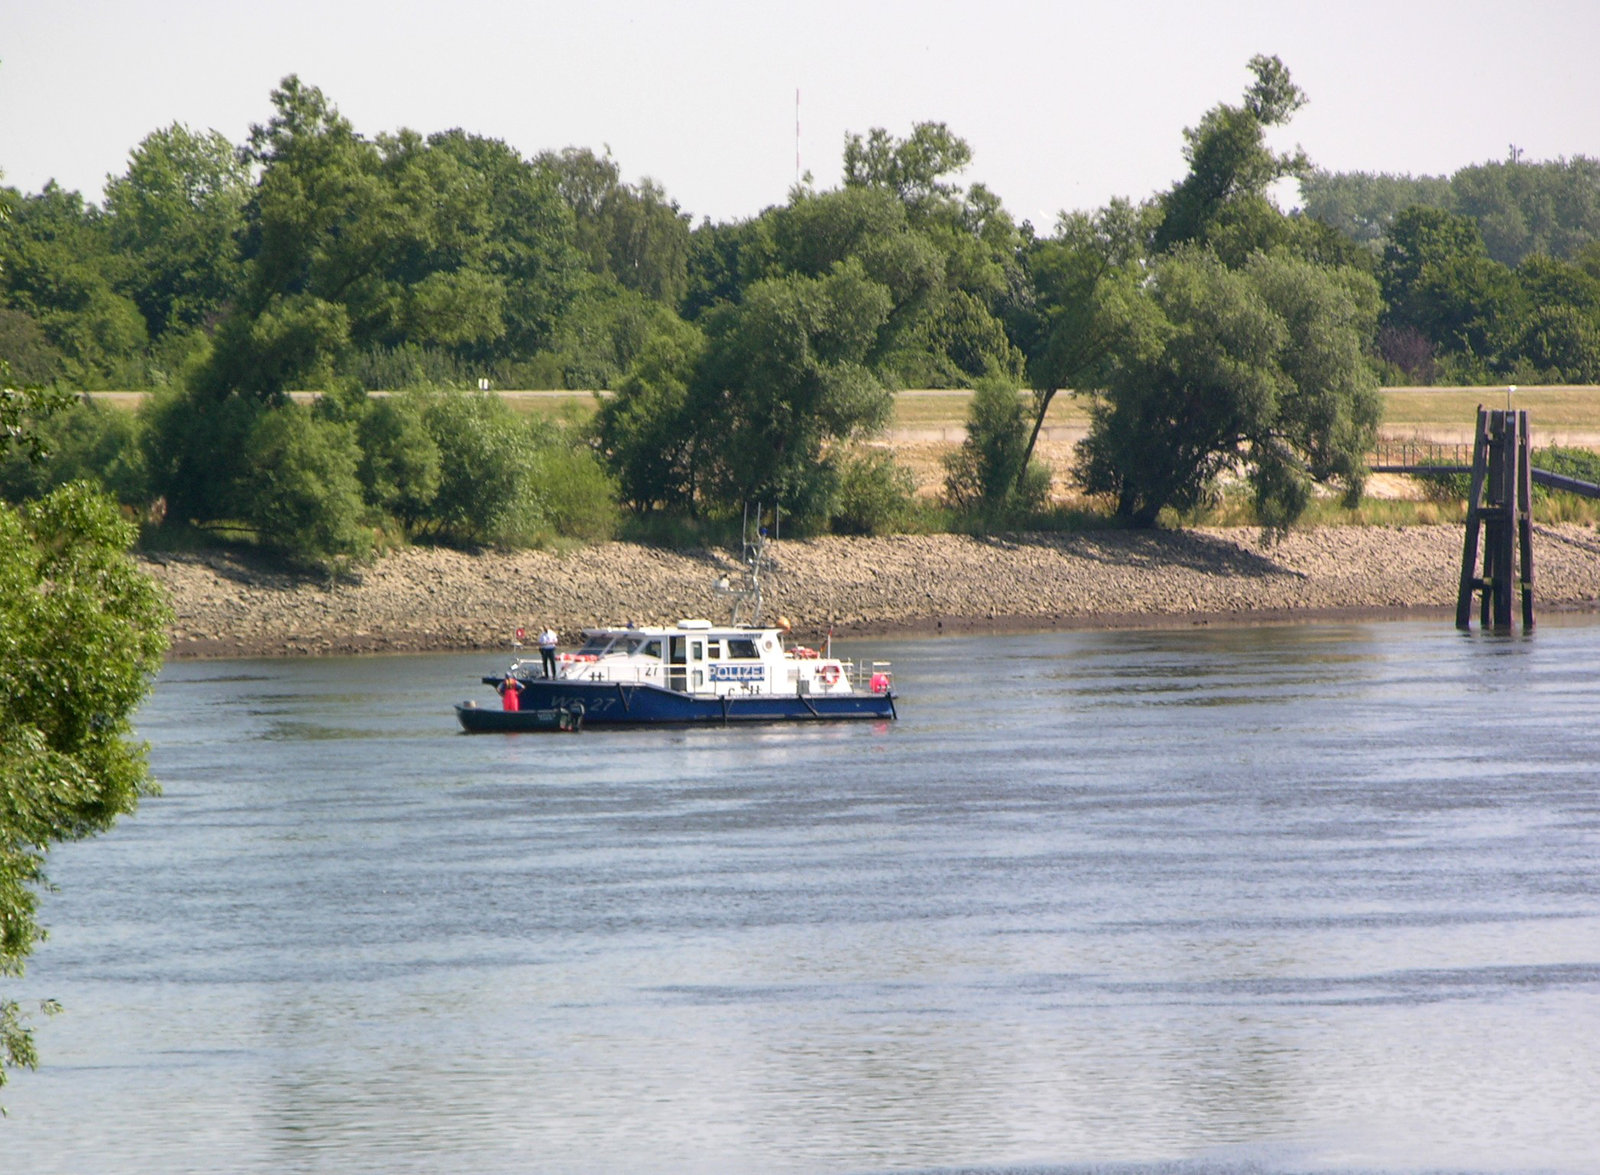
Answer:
xmin=819 ymin=664 xmax=841 ymax=687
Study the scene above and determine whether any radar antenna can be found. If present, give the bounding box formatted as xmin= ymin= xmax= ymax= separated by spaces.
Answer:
xmin=712 ymin=504 xmax=780 ymax=625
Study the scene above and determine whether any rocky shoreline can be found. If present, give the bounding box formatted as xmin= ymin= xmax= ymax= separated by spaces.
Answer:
xmin=137 ymin=524 xmax=1600 ymax=659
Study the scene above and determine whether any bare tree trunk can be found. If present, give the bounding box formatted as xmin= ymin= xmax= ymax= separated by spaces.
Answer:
xmin=1020 ymin=387 xmax=1058 ymax=473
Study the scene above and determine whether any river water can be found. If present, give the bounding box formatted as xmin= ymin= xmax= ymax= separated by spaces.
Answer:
xmin=4 ymin=620 xmax=1600 ymax=1174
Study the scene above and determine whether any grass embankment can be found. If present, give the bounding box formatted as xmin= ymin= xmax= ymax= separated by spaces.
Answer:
xmin=84 ymin=385 xmax=1600 ymax=433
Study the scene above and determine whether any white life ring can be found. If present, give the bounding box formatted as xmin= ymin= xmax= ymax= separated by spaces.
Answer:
xmin=819 ymin=664 xmax=841 ymax=687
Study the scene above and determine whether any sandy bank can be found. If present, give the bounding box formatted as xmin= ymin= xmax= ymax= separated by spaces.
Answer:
xmin=137 ymin=524 xmax=1600 ymax=659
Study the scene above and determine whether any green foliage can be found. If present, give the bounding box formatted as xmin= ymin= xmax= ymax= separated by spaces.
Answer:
xmin=1248 ymin=253 xmax=1384 ymax=494
xmin=594 ymin=315 xmax=704 ymax=512
xmin=1299 ymin=168 xmax=1455 ymax=250
xmin=0 ymin=374 xmax=74 ymax=467
xmin=356 ymin=395 xmax=442 ymax=529
xmin=942 ymin=375 xmax=1049 ymax=517
xmin=537 ymin=147 xmax=691 ymax=307
xmin=1415 ymin=446 xmax=1600 ymax=520
xmin=196 ymin=292 xmax=351 ymax=401
xmin=242 ymin=405 xmax=372 ymax=569
xmin=526 ymin=442 xmax=620 ymax=542
xmin=1452 ymin=156 xmax=1600 ymax=266
xmin=544 ymin=284 xmax=680 ymax=389
xmin=843 ymin=122 xmax=973 ymax=213
xmin=829 ymin=447 xmax=917 ymax=535
xmin=766 ymin=144 xmax=1025 ymax=388
xmin=1076 ymin=248 xmax=1380 ymax=530
xmin=881 ymin=288 xmax=1022 ymax=388
xmin=1153 ymin=55 xmax=1309 ymax=256
xmin=424 ymin=130 xmax=586 ymax=360
xmin=219 ymin=77 xmax=585 ymax=391
xmin=1376 ymin=206 xmax=1600 ymax=381
xmin=771 ymin=186 xmax=939 ymax=302
xmin=354 ymin=343 xmax=477 ymax=391
xmin=0 ymin=397 xmax=148 ymax=507
xmin=688 ymin=261 xmax=895 ymax=522
xmin=1531 ymin=445 xmax=1600 ymax=499
xmin=682 ymin=215 xmax=778 ymax=319
xmin=1305 ymin=156 xmax=1600 ymax=267
xmin=0 ymin=309 xmax=66 ymax=387
xmin=0 ymin=482 xmax=170 ymax=1090
xmin=413 ymin=390 xmax=543 ymax=545
xmin=0 ymin=184 xmax=150 ymax=387
xmin=140 ymin=383 xmax=263 ymax=524
xmin=1010 ymin=200 xmax=1158 ymax=469
xmin=103 ymin=123 xmax=250 ymax=338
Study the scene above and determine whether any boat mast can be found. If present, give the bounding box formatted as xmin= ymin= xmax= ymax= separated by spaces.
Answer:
xmin=714 ymin=504 xmax=779 ymax=626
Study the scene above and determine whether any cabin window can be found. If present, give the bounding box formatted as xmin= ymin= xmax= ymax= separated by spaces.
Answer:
xmin=726 ymin=638 xmax=759 ymax=660
xmin=641 ymin=639 xmax=662 ymax=660
xmin=707 ymin=639 xmax=723 ymax=658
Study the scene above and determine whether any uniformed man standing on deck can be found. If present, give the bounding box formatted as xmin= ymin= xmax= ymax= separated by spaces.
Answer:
xmin=538 ymin=625 xmax=559 ymax=678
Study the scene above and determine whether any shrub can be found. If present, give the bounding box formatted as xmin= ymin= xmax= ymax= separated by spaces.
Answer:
xmin=0 ymin=398 xmax=147 ymax=508
xmin=353 ymin=344 xmax=476 ymax=391
xmin=415 ymin=390 xmax=543 ymax=546
xmin=830 ymin=448 xmax=916 ymax=535
xmin=356 ymin=395 xmax=441 ymax=531
xmin=527 ymin=443 xmax=620 ymax=542
xmin=941 ymin=375 xmax=1049 ymax=518
xmin=242 ymin=406 xmax=372 ymax=569
xmin=139 ymin=384 xmax=263 ymax=524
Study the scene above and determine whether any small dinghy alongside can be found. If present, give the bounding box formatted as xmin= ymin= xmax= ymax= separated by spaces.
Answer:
xmin=454 ymin=701 xmax=583 ymax=733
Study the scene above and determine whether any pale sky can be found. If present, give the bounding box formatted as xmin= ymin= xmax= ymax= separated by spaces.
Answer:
xmin=3 ymin=0 xmax=1597 ymax=231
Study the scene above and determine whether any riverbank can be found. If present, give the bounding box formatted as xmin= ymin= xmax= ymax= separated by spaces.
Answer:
xmin=139 ymin=523 xmax=1600 ymax=658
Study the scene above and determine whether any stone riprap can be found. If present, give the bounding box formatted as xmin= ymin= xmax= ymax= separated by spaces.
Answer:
xmin=141 ymin=524 xmax=1600 ymax=658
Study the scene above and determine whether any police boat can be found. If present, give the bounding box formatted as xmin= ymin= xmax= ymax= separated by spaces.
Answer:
xmin=459 ymin=525 xmax=896 ymax=728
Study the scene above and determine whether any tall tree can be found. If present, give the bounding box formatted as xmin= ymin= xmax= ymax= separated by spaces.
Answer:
xmin=770 ymin=135 xmax=1023 ymax=387
xmin=536 ymin=147 xmax=692 ymax=307
xmin=1153 ymin=54 xmax=1310 ymax=258
xmin=0 ymin=184 xmax=149 ymax=385
xmin=1075 ymin=248 xmax=1380 ymax=529
xmin=1011 ymin=200 xmax=1156 ymax=472
xmin=1380 ymin=206 xmax=1525 ymax=370
xmin=103 ymin=123 xmax=251 ymax=339
xmin=1299 ymin=168 xmax=1455 ymax=250
xmin=843 ymin=122 xmax=972 ymax=214
xmin=685 ymin=260 xmax=894 ymax=522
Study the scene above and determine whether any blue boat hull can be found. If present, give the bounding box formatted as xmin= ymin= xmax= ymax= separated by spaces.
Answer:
xmin=485 ymin=676 xmax=896 ymax=726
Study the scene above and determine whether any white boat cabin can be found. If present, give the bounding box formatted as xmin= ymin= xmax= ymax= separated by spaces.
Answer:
xmin=531 ymin=620 xmax=891 ymax=698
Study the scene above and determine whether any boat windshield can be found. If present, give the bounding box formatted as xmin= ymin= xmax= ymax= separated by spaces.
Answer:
xmin=612 ymin=636 xmax=660 ymax=658
xmin=575 ymin=635 xmax=613 ymax=657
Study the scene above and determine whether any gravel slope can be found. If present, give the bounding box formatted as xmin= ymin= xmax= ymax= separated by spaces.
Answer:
xmin=139 ymin=524 xmax=1600 ymax=658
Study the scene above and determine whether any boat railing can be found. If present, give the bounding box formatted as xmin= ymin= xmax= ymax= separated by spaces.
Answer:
xmin=834 ymin=659 xmax=894 ymax=695
xmin=555 ymin=661 xmax=664 ymax=685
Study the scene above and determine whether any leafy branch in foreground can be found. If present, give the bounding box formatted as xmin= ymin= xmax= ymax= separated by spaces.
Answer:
xmin=0 ymin=482 xmax=171 ymax=1094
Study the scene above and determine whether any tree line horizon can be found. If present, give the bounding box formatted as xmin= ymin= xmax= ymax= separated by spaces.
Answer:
xmin=6 ymin=54 xmax=1600 ymax=560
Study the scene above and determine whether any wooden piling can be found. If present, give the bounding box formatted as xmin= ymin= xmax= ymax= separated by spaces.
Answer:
xmin=1456 ymin=407 xmax=1534 ymax=631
